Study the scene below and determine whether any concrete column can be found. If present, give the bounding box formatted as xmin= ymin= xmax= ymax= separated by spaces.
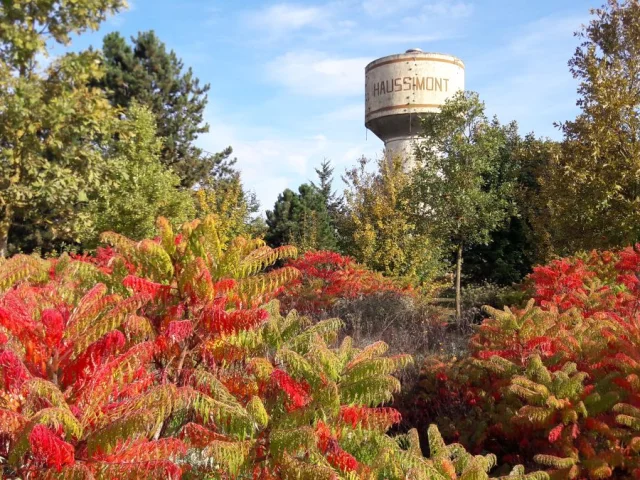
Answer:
xmin=384 ymin=137 xmax=422 ymax=170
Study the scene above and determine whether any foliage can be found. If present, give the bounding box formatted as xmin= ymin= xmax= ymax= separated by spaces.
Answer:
xmin=459 ymin=283 xmax=528 ymax=325
xmin=418 ymin=245 xmax=640 ymax=479
xmin=411 ymin=91 xmax=516 ymax=317
xmin=0 ymin=0 xmax=128 ymax=257
xmin=0 ymin=0 xmax=124 ymax=71
xmin=0 ymin=215 xmax=537 ymax=479
xmin=0 ymin=51 xmax=122 ymax=257
xmin=279 ymin=250 xmax=406 ymax=315
xmin=266 ymin=184 xmax=338 ymax=252
xmin=77 ymin=103 xmax=195 ymax=247
xmin=195 ymin=174 xmax=264 ymax=245
xmin=342 ymin=156 xmax=445 ymax=288
xmin=99 ymin=30 xmax=235 ymax=188
xmin=546 ymin=0 xmax=640 ymax=253
xmin=312 ymin=160 xmax=341 ymax=214
xmin=463 ymin=129 xmax=558 ymax=285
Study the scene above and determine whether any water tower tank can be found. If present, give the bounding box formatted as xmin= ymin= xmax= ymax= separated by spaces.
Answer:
xmin=365 ymin=49 xmax=465 ymax=166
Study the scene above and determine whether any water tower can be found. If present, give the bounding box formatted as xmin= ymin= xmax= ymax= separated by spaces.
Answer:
xmin=365 ymin=49 xmax=465 ymax=167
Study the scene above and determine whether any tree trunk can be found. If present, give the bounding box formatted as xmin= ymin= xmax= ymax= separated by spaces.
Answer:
xmin=455 ymin=243 xmax=463 ymax=319
xmin=0 ymin=208 xmax=10 ymax=258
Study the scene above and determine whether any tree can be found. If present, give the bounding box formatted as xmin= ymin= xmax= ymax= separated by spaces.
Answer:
xmin=547 ymin=0 xmax=640 ymax=253
xmin=0 ymin=0 xmax=124 ymax=73
xmin=99 ymin=31 xmax=234 ymax=188
xmin=463 ymin=131 xmax=559 ymax=285
xmin=342 ymin=156 xmax=445 ymax=288
xmin=312 ymin=159 xmax=342 ymax=216
xmin=411 ymin=91 xmax=515 ymax=317
xmin=266 ymin=184 xmax=338 ymax=251
xmin=76 ymin=103 xmax=195 ymax=247
xmin=194 ymin=173 xmax=264 ymax=244
xmin=0 ymin=0 xmax=126 ymax=257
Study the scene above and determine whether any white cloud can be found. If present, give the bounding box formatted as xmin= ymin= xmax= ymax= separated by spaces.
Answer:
xmin=321 ymin=104 xmax=363 ymax=122
xmin=245 ymin=3 xmax=329 ymax=33
xmin=266 ymin=51 xmax=369 ymax=97
xmin=403 ymin=1 xmax=474 ymax=26
xmin=364 ymin=32 xmax=444 ymax=45
xmin=199 ymin=105 xmax=382 ymax=213
xmin=361 ymin=0 xmax=420 ymax=17
xmin=507 ymin=15 xmax=587 ymax=56
xmin=422 ymin=1 xmax=473 ymax=18
xmin=199 ymin=114 xmax=330 ymax=211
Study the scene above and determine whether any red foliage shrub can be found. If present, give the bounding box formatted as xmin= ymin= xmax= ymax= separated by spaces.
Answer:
xmin=29 ymin=425 xmax=75 ymax=470
xmin=279 ymin=250 xmax=408 ymax=314
xmin=0 ymin=217 xmax=426 ymax=479
xmin=418 ymin=246 xmax=640 ymax=478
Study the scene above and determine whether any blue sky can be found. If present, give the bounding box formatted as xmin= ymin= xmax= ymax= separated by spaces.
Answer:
xmin=67 ymin=0 xmax=600 ymax=212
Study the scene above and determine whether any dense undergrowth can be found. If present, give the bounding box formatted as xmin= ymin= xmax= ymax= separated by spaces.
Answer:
xmin=414 ymin=247 xmax=640 ymax=479
xmin=0 ymin=217 xmax=542 ymax=479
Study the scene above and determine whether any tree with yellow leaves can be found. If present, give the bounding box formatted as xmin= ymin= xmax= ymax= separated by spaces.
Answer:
xmin=342 ymin=156 xmax=445 ymax=289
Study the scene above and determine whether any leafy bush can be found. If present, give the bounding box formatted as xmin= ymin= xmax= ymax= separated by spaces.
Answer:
xmin=0 ymin=217 xmax=538 ymax=479
xmin=418 ymin=247 xmax=640 ymax=479
xmin=279 ymin=250 xmax=406 ymax=315
xmin=460 ymin=282 xmax=528 ymax=325
xmin=279 ymin=252 xmax=458 ymax=388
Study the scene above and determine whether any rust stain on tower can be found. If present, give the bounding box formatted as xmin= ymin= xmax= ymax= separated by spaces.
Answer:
xmin=365 ymin=49 xmax=465 ymax=166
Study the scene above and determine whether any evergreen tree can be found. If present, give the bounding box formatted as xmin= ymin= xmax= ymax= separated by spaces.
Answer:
xmin=99 ymin=31 xmax=235 ymax=187
xmin=312 ymin=159 xmax=340 ymax=214
xmin=265 ymin=184 xmax=337 ymax=251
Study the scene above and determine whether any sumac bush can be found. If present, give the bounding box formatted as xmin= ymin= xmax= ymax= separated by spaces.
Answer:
xmin=0 ymin=217 xmax=540 ymax=479
xmin=279 ymin=250 xmax=406 ymax=315
xmin=279 ymin=251 xmax=461 ymax=392
xmin=417 ymin=247 xmax=640 ymax=479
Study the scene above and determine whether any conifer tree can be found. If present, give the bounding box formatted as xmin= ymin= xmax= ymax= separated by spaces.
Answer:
xmin=266 ymin=184 xmax=338 ymax=252
xmin=99 ymin=31 xmax=235 ymax=187
xmin=312 ymin=159 xmax=341 ymax=218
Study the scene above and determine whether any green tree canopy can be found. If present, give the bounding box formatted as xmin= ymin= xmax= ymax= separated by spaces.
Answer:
xmin=0 ymin=0 xmax=124 ymax=73
xmin=195 ymin=173 xmax=264 ymax=244
xmin=77 ymin=103 xmax=195 ymax=246
xmin=0 ymin=0 xmax=128 ymax=257
xmin=410 ymin=91 xmax=515 ymax=316
xmin=265 ymin=183 xmax=337 ymax=252
xmin=463 ymin=129 xmax=559 ymax=285
xmin=342 ymin=156 xmax=445 ymax=288
xmin=99 ymin=30 xmax=235 ymax=187
xmin=545 ymin=0 xmax=640 ymax=252
xmin=0 ymin=59 xmax=126 ymax=258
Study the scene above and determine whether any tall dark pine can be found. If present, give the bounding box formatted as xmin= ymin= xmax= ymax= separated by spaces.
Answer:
xmin=99 ymin=31 xmax=234 ymax=187
xmin=265 ymin=184 xmax=337 ymax=251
